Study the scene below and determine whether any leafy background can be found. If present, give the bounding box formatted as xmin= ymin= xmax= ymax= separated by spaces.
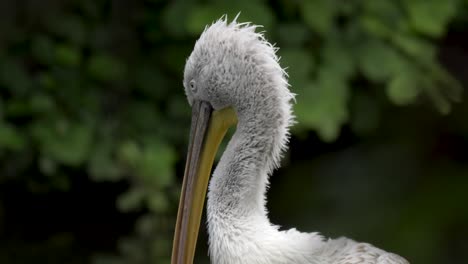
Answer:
xmin=0 ymin=0 xmax=467 ymax=263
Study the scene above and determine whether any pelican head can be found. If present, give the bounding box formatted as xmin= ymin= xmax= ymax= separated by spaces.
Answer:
xmin=172 ymin=17 xmax=294 ymax=263
xmin=171 ymin=16 xmax=408 ymax=264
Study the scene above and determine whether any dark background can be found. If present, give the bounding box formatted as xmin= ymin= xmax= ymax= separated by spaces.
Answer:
xmin=0 ymin=0 xmax=467 ymax=263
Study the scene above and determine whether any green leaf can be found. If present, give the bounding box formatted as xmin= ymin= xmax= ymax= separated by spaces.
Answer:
xmin=118 ymin=140 xmax=141 ymax=168
xmin=0 ymin=59 xmax=32 ymax=95
xmin=278 ymin=48 xmax=314 ymax=91
xmin=424 ymin=63 xmax=462 ymax=114
xmin=4 ymin=100 xmax=31 ymax=117
xmin=31 ymin=35 xmax=55 ymax=65
xmin=294 ymin=36 xmax=355 ymax=141
xmin=89 ymin=139 xmax=122 ymax=181
xmin=360 ymin=15 xmax=393 ymax=38
xmin=117 ymin=188 xmax=145 ymax=212
xmin=118 ymin=139 xmax=176 ymax=188
xmin=135 ymin=215 xmax=154 ymax=236
xmin=134 ymin=65 xmax=168 ymax=100
xmin=186 ymin=5 xmax=222 ymax=35
xmin=0 ymin=122 xmax=26 ymax=151
xmin=123 ymin=101 xmax=161 ymax=133
xmin=136 ymin=141 xmax=175 ymax=188
xmin=48 ymin=15 xmax=87 ymax=45
xmin=29 ymin=94 xmax=55 ymax=114
xmin=38 ymin=156 xmax=57 ymax=176
xmin=391 ymin=34 xmax=435 ymax=61
xmin=162 ymin=0 xmax=194 ymax=37
xmin=162 ymin=45 xmax=192 ymax=75
xmin=146 ymin=191 xmax=169 ymax=213
xmin=403 ymin=0 xmax=457 ymax=37
xmin=55 ymin=44 xmax=81 ymax=66
xmin=295 ymin=68 xmax=350 ymax=142
xmin=322 ymin=37 xmax=355 ymax=79
xmin=362 ymin=0 xmax=404 ymax=31
xmin=88 ymin=54 xmax=126 ymax=82
xmin=300 ymin=0 xmax=336 ymax=34
xmin=358 ymin=39 xmax=403 ymax=82
xmin=32 ymin=120 xmax=94 ymax=166
xmin=277 ymin=23 xmax=309 ymax=47
xmin=385 ymin=59 xmax=460 ymax=114
xmin=37 ymin=72 xmax=57 ymax=90
xmin=387 ymin=71 xmax=421 ymax=105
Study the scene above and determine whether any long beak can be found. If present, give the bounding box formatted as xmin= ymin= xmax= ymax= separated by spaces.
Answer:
xmin=171 ymin=101 xmax=237 ymax=264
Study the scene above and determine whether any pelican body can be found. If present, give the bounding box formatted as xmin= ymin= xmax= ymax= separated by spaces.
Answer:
xmin=171 ymin=17 xmax=409 ymax=264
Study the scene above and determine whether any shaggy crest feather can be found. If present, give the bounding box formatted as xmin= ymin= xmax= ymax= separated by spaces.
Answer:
xmin=190 ymin=15 xmax=295 ymax=174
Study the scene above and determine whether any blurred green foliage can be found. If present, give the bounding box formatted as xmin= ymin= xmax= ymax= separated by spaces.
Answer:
xmin=0 ymin=0 xmax=466 ymax=264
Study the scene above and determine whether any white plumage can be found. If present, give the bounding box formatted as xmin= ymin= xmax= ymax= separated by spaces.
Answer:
xmin=181 ymin=16 xmax=409 ymax=264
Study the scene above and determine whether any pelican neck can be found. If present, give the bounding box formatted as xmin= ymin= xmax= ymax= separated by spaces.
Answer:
xmin=207 ymin=92 xmax=288 ymax=220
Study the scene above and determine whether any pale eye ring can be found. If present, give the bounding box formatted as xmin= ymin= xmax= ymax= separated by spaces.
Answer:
xmin=189 ymin=80 xmax=197 ymax=93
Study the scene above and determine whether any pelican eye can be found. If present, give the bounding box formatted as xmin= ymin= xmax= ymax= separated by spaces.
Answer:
xmin=189 ymin=80 xmax=197 ymax=93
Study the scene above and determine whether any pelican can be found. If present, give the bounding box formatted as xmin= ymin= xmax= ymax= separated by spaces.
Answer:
xmin=171 ymin=17 xmax=409 ymax=264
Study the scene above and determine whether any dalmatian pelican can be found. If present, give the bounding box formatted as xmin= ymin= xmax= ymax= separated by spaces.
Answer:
xmin=171 ymin=16 xmax=409 ymax=264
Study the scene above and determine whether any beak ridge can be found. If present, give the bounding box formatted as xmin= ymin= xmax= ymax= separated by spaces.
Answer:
xmin=172 ymin=100 xmax=212 ymax=264
xmin=171 ymin=101 xmax=237 ymax=264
